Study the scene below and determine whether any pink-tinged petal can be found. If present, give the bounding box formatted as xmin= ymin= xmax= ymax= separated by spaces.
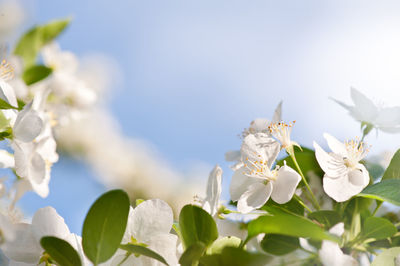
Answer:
xmin=237 ymin=182 xmax=272 ymax=213
xmin=314 ymin=141 xmax=347 ymax=179
xmin=323 ymin=133 xmax=348 ymax=158
xmin=230 ymin=169 xmax=257 ymax=202
xmin=131 ymin=199 xmax=173 ymax=242
xmin=271 ymin=165 xmax=301 ymax=204
xmin=323 ymin=171 xmax=366 ymax=202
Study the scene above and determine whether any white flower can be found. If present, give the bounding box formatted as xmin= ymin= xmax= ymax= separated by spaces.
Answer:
xmin=225 ymin=102 xmax=282 ymax=163
xmin=230 ymin=133 xmax=301 ymax=213
xmin=0 ymin=150 xmax=14 ymax=168
xmin=314 ymin=133 xmax=370 ymax=202
xmin=1 ymin=206 xmax=84 ymax=265
xmin=112 ymin=199 xmax=178 ymax=266
xmin=202 ymin=165 xmax=222 ymax=217
xmin=268 ymin=120 xmax=301 ymax=155
xmin=333 ymin=87 xmax=400 ymax=133
xmin=319 ymin=223 xmax=358 ymax=266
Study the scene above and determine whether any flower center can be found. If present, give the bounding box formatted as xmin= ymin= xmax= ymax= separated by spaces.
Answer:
xmin=268 ymin=121 xmax=295 ymax=148
xmin=344 ymin=138 xmax=370 ymax=168
xmin=0 ymin=59 xmax=14 ymax=81
xmin=243 ymin=155 xmax=278 ymax=181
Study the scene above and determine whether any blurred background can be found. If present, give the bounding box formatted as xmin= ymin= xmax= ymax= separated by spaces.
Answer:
xmin=1 ymin=0 xmax=400 ymax=233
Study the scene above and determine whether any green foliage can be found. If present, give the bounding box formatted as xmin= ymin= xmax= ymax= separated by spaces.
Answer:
xmin=263 ymin=197 xmax=304 ymax=216
xmin=277 ymin=147 xmax=323 ymax=179
xmin=14 ymin=18 xmax=70 ymax=67
xmin=179 ymin=242 xmax=206 ymax=266
xmin=82 ymin=189 xmax=130 ymax=265
xmin=382 ymin=149 xmax=400 ymax=180
xmin=308 ymin=210 xmax=341 ymax=230
xmin=247 ymin=208 xmax=339 ymax=243
xmin=207 ymin=236 xmax=241 ymax=255
xmin=361 ymin=217 xmax=397 ymax=241
xmin=359 ymin=179 xmax=400 ymax=206
xmin=40 ymin=236 xmax=82 ymax=266
xmin=371 ymin=247 xmax=400 ymax=266
xmin=179 ymin=205 xmax=218 ymax=249
xmin=22 ymin=65 xmax=52 ymax=85
xmin=0 ymin=98 xmax=18 ymax=110
xmin=199 ymin=247 xmax=271 ymax=266
xmin=120 ymin=244 xmax=169 ymax=265
xmin=260 ymin=234 xmax=300 ymax=255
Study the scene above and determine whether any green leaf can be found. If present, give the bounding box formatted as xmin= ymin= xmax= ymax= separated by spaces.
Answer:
xmin=14 ymin=18 xmax=71 ymax=67
xmin=382 ymin=149 xmax=400 ymax=180
xmin=207 ymin=236 xmax=241 ymax=255
xmin=40 ymin=236 xmax=82 ymax=266
xmin=277 ymin=147 xmax=323 ymax=178
xmin=0 ymin=98 xmax=18 ymax=110
xmin=120 ymin=243 xmax=169 ymax=265
xmin=247 ymin=210 xmax=339 ymax=243
xmin=260 ymin=234 xmax=299 ymax=255
xmin=199 ymin=247 xmax=271 ymax=266
xmin=82 ymin=189 xmax=130 ymax=265
xmin=363 ymin=160 xmax=385 ymax=181
xmin=308 ymin=210 xmax=341 ymax=229
xmin=22 ymin=65 xmax=52 ymax=85
xmin=0 ymin=111 xmax=10 ymax=131
xmin=179 ymin=242 xmax=206 ymax=266
xmin=263 ymin=197 xmax=304 ymax=216
xmin=179 ymin=205 xmax=218 ymax=249
xmin=358 ymin=179 xmax=400 ymax=206
xmin=371 ymin=247 xmax=400 ymax=266
xmin=361 ymin=217 xmax=397 ymax=241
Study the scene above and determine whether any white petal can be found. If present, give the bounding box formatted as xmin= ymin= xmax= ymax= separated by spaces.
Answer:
xmin=314 ymin=141 xmax=347 ymax=178
xmin=248 ymin=118 xmax=271 ymax=134
xmin=241 ymin=133 xmax=280 ymax=168
xmin=299 ymin=238 xmax=317 ymax=253
xmin=131 ymin=199 xmax=173 ymax=242
xmin=375 ymin=107 xmax=400 ymax=128
xmin=329 ymin=222 xmax=345 ymax=237
xmin=144 ymin=233 xmax=178 ymax=266
xmin=271 ymin=101 xmax=282 ymax=123
xmin=225 ymin=150 xmax=241 ymax=162
xmin=237 ymin=182 xmax=272 ymax=213
xmin=0 ymin=149 xmax=14 ymax=168
xmin=350 ymin=87 xmax=378 ymax=123
xmin=2 ymin=223 xmax=42 ymax=264
xmin=13 ymin=108 xmax=43 ymax=143
xmin=11 ymin=179 xmax=32 ymax=207
xmin=0 ymin=80 xmax=18 ymax=107
xmin=319 ymin=240 xmax=357 ymax=266
xmin=323 ymin=170 xmax=367 ymax=202
xmin=323 ymin=133 xmax=348 ymax=158
xmin=31 ymin=206 xmax=70 ymax=241
xmin=216 ymin=219 xmax=247 ymax=240
xmin=229 ymin=169 xmax=257 ymax=201
xmin=0 ymin=212 xmax=15 ymax=242
xmin=271 ymin=165 xmax=301 ymax=204
xmin=203 ymin=165 xmax=222 ymax=216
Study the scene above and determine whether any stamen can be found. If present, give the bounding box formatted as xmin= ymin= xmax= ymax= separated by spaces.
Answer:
xmin=0 ymin=59 xmax=14 ymax=81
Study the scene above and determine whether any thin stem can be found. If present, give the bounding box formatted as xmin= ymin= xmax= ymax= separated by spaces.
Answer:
xmin=290 ymin=154 xmax=320 ymax=210
xmin=293 ymin=194 xmax=312 ymax=213
xmin=372 ymin=201 xmax=383 ymax=216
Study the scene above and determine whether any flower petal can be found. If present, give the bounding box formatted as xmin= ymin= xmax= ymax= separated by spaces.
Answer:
xmin=237 ymin=182 xmax=272 ymax=213
xmin=0 ymin=149 xmax=14 ymax=168
xmin=323 ymin=170 xmax=366 ymax=202
xmin=131 ymin=199 xmax=173 ymax=242
xmin=319 ymin=239 xmax=357 ymax=266
xmin=13 ymin=107 xmax=43 ymax=143
xmin=241 ymin=133 xmax=280 ymax=168
xmin=314 ymin=141 xmax=347 ymax=179
xmin=271 ymin=101 xmax=282 ymax=123
xmin=145 ymin=233 xmax=178 ymax=266
xmin=31 ymin=206 xmax=70 ymax=241
xmin=0 ymin=80 xmax=18 ymax=107
xmin=203 ymin=165 xmax=222 ymax=216
xmin=271 ymin=165 xmax=301 ymax=204
xmin=350 ymin=87 xmax=378 ymax=123
xmin=229 ymin=169 xmax=257 ymax=201
xmin=323 ymin=133 xmax=348 ymax=158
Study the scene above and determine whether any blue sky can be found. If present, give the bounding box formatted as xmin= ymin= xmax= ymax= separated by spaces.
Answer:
xmin=11 ymin=0 xmax=400 ymax=233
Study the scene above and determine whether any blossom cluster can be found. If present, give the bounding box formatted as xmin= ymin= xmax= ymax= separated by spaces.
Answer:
xmin=1 ymin=16 xmax=400 ymax=266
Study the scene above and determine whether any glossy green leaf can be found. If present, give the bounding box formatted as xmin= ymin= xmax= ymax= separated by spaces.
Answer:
xmin=14 ymin=18 xmax=70 ymax=67
xmin=0 ymin=98 xmax=18 ymax=110
xmin=308 ymin=210 xmax=341 ymax=229
xmin=179 ymin=242 xmax=206 ymax=266
xmin=358 ymin=179 xmax=400 ymax=206
xmin=179 ymin=205 xmax=218 ymax=249
xmin=361 ymin=217 xmax=397 ymax=240
xmin=382 ymin=149 xmax=400 ymax=180
xmin=277 ymin=147 xmax=323 ymax=178
xmin=207 ymin=236 xmax=241 ymax=255
xmin=371 ymin=247 xmax=400 ymax=266
xmin=260 ymin=234 xmax=299 ymax=255
xmin=82 ymin=189 xmax=130 ymax=265
xmin=0 ymin=111 xmax=9 ymax=131
xmin=264 ymin=197 xmax=304 ymax=216
xmin=120 ymin=243 xmax=168 ymax=265
xmin=22 ymin=65 xmax=52 ymax=85
xmin=40 ymin=236 xmax=82 ymax=266
xmin=247 ymin=211 xmax=339 ymax=243
xmin=199 ymin=247 xmax=271 ymax=266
